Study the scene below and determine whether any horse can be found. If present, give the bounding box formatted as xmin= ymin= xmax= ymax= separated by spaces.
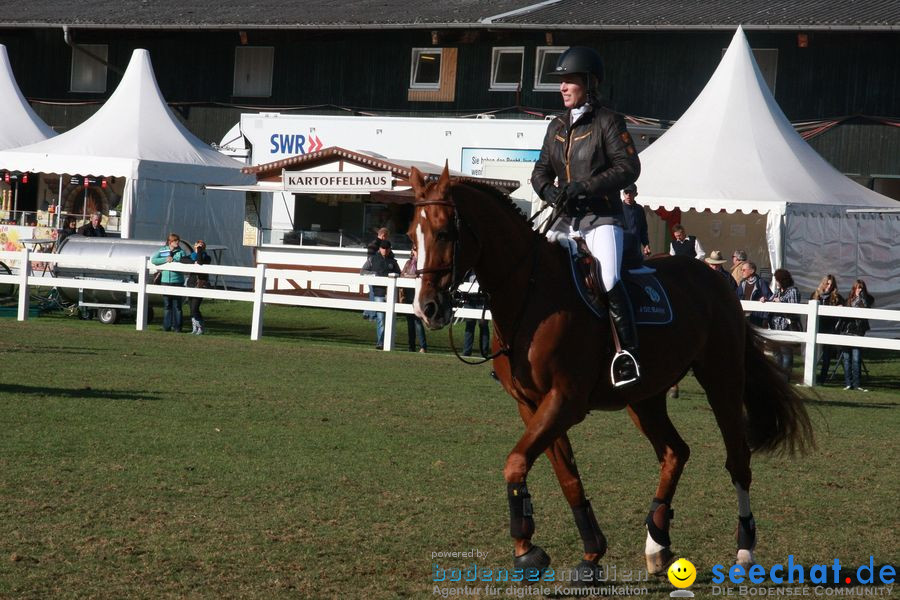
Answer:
xmin=407 ymin=165 xmax=813 ymax=580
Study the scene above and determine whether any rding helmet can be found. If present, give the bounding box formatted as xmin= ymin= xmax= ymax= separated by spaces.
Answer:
xmin=547 ymin=46 xmax=604 ymax=83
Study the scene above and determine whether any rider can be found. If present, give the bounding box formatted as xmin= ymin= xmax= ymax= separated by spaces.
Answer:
xmin=531 ymin=46 xmax=642 ymax=388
